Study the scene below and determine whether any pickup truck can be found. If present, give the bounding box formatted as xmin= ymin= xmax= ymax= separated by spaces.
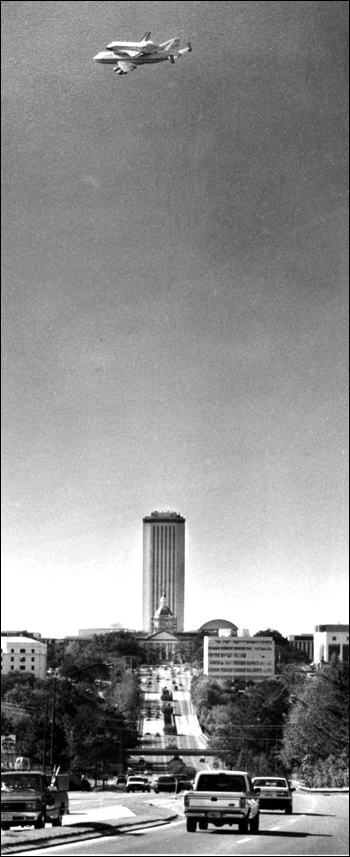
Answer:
xmin=183 ymin=770 xmax=260 ymax=833
xmin=1 ymin=770 xmax=69 ymax=831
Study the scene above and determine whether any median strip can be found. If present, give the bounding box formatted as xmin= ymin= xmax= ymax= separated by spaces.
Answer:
xmin=1 ymin=806 xmax=179 ymax=854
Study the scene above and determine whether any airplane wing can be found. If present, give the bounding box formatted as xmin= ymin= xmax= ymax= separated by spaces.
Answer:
xmin=132 ymin=44 xmax=158 ymax=56
xmin=114 ymin=61 xmax=137 ymax=74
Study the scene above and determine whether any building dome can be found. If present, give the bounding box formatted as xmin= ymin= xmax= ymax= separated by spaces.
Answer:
xmin=154 ymin=593 xmax=173 ymax=618
xmin=199 ymin=619 xmax=238 ymax=632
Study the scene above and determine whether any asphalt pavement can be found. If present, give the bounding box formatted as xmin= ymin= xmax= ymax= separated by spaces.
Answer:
xmin=1 ymin=792 xmax=179 ymax=854
xmin=8 ymin=792 xmax=350 ymax=857
xmin=3 ymin=666 xmax=348 ymax=856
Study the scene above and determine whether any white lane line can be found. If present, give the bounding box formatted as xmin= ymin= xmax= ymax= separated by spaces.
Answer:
xmin=236 ymin=837 xmax=251 ymax=844
xmin=270 ymin=825 xmax=281 ymax=830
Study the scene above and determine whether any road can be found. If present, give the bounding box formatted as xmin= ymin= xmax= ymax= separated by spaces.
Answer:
xmin=16 ymin=792 xmax=349 ymax=856
xmin=136 ymin=664 xmax=211 ymax=773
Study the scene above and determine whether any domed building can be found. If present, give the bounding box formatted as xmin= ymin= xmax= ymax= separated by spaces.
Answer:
xmin=199 ymin=619 xmax=238 ymax=637
xmin=152 ymin=593 xmax=177 ymax=634
xmin=142 ymin=593 xmax=179 ymax=660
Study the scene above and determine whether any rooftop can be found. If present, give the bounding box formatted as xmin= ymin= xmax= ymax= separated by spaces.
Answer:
xmin=143 ymin=511 xmax=185 ymax=522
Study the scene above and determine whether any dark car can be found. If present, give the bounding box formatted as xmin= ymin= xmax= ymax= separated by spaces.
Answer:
xmin=176 ymin=779 xmax=193 ymax=793
xmin=153 ymin=775 xmax=177 ymax=793
xmin=252 ymin=777 xmax=294 ymax=814
xmin=116 ymin=775 xmax=127 ymax=786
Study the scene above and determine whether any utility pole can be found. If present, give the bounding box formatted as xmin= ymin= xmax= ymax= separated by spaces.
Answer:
xmin=43 ymin=697 xmax=48 ymax=772
xmin=50 ymin=672 xmax=57 ymax=776
xmin=102 ymin=718 xmax=107 ymax=790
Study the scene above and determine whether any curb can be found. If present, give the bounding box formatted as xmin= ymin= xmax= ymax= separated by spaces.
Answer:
xmin=1 ymin=813 xmax=179 ymax=853
xmin=298 ymin=787 xmax=349 ymax=794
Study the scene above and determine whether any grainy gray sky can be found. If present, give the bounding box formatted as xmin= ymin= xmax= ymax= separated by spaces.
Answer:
xmin=1 ymin=1 xmax=348 ymax=638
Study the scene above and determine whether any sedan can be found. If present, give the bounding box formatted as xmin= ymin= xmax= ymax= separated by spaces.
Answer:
xmin=252 ymin=776 xmax=294 ymax=813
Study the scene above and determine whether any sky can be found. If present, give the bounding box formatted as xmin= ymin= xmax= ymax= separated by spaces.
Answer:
xmin=1 ymin=1 xmax=349 ymax=641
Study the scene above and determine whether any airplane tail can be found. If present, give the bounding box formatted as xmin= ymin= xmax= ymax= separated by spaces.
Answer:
xmin=141 ymin=31 xmax=151 ymax=42
xmin=177 ymin=41 xmax=192 ymax=56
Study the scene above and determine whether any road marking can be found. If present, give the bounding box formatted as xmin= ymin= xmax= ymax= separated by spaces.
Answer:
xmin=237 ymin=837 xmax=251 ymax=843
xmin=270 ymin=825 xmax=281 ymax=830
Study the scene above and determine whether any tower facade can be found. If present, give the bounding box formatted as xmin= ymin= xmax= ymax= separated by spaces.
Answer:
xmin=142 ymin=511 xmax=185 ymax=633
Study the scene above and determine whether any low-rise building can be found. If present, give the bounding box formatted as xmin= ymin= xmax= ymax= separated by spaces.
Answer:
xmin=1 ymin=636 xmax=47 ymax=679
xmin=203 ymin=632 xmax=275 ymax=683
xmin=288 ymin=634 xmax=314 ymax=661
xmin=313 ymin=624 xmax=349 ymax=665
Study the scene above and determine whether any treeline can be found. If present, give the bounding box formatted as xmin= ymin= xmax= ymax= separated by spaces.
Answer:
xmin=1 ymin=633 xmax=145 ymax=780
xmin=191 ymin=637 xmax=348 ymax=787
xmin=281 ymin=660 xmax=349 ymax=787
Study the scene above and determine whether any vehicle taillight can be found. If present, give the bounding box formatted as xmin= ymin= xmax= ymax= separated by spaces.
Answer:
xmin=240 ymin=797 xmax=246 ymax=809
xmin=184 ymin=794 xmax=190 ymax=807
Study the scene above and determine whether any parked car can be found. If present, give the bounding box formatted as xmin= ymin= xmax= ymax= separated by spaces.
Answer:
xmin=116 ymin=775 xmax=127 ymax=786
xmin=252 ymin=776 xmax=294 ymax=814
xmin=153 ymin=775 xmax=177 ymax=793
xmin=126 ymin=776 xmax=151 ymax=793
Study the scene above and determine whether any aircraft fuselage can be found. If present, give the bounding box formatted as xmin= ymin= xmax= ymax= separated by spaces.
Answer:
xmin=94 ymin=51 xmax=170 ymax=65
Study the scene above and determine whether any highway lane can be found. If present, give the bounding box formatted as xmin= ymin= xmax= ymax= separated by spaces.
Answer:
xmin=17 ymin=792 xmax=349 ymax=856
xmin=137 ymin=664 xmax=207 ymax=772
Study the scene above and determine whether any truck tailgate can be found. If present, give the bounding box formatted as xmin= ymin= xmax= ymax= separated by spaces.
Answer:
xmin=187 ymin=791 xmax=242 ymax=809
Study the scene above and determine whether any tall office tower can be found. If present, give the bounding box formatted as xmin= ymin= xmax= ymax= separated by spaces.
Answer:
xmin=142 ymin=511 xmax=185 ymax=633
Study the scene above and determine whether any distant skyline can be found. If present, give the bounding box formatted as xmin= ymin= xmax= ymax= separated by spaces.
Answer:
xmin=1 ymin=2 xmax=348 ymax=641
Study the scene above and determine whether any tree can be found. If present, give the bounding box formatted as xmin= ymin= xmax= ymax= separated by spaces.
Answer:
xmin=281 ymin=663 xmax=349 ymax=786
xmin=254 ymin=629 xmax=311 ymax=668
xmin=254 ymin=629 xmax=290 ymax=646
xmin=192 ymin=674 xmax=293 ymax=774
xmin=174 ymin=635 xmax=204 ymax=667
xmin=191 ymin=676 xmax=229 ymax=727
xmin=1 ymin=634 xmax=144 ymax=775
